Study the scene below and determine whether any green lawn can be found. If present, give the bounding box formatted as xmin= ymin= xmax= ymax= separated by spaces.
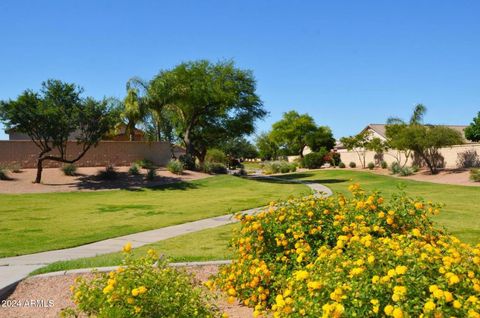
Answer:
xmin=278 ymin=169 xmax=480 ymax=244
xmin=31 ymin=223 xmax=238 ymax=275
xmin=0 ymin=175 xmax=308 ymax=257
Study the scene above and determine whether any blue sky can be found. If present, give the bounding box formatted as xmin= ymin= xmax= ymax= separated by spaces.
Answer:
xmin=1 ymin=1 xmax=479 ymax=140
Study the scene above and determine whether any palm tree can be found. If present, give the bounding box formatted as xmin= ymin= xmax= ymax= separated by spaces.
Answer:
xmin=122 ymin=88 xmax=147 ymax=141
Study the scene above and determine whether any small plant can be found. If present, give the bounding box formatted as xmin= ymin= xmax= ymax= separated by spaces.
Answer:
xmin=411 ymin=164 xmax=420 ymax=172
xmin=9 ymin=163 xmax=22 ymax=173
xmin=261 ymin=161 xmax=296 ymax=174
xmin=136 ymin=159 xmax=156 ymax=170
xmin=457 ymin=149 xmax=480 ymax=168
xmin=470 ymin=168 xmax=480 ymax=182
xmin=61 ymin=164 xmax=77 ymax=176
xmin=381 ymin=161 xmax=388 ymax=169
xmin=390 ymin=161 xmax=401 ymax=174
xmin=399 ymin=166 xmax=414 ymax=176
xmin=98 ymin=165 xmax=117 ymax=180
xmin=146 ymin=168 xmax=157 ymax=181
xmin=301 ymin=149 xmax=328 ymax=169
xmin=128 ymin=164 xmax=141 ymax=175
xmin=179 ymin=154 xmax=196 ymax=171
xmin=0 ymin=167 xmax=9 ymax=180
xmin=367 ymin=162 xmax=375 ymax=170
xmin=63 ymin=245 xmax=220 ymax=318
xmin=349 ymin=161 xmax=356 ymax=168
xmin=204 ymin=162 xmax=228 ymax=174
xmin=205 ymin=149 xmax=227 ymax=164
xmin=167 ymin=160 xmax=184 ymax=175
xmin=338 ymin=162 xmax=346 ymax=168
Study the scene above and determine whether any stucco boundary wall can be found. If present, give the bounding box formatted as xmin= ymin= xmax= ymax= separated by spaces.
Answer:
xmin=335 ymin=143 xmax=480 ymax=169
xmin=0 ymin=141 xmax=184 ymax=168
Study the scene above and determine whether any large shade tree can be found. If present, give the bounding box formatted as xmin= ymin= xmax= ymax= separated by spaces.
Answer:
xmin=256 ymin=132 xmax=279 ymax=161
xmin=270 ymin=111 xmax=335 ymax=157
xmin=149 ymin=60 xmax=266 ymax=164
xmin=0 ymin=80 xmax=118 ymax=183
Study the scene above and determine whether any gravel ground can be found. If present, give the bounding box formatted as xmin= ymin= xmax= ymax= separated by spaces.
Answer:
xmin=0 ymin=265 xmax=253 ymax=318
xmin=0 ymin=166 xmax=210 ymax=194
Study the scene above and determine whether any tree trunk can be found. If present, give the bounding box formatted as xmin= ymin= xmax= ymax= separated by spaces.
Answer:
xmin=35 ymin=158 xmax=44 ymax=183
xmin=129 ymin=130 xmax=135 ymax=141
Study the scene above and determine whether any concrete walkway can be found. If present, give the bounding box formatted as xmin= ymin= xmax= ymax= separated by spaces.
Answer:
xmin=0 ymin=176 xmax=331 ymax=298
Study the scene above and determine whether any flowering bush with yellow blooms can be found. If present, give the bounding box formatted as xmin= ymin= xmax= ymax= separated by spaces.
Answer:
xmin=215 ymin=184 xmax=480 ymax=317
xmin=62 ymin=246 xmax=220 ymax=318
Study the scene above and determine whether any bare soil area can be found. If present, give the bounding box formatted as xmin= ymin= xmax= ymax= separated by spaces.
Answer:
xmin=1 ymin=265 xmax=253 ymax=318
xmin=366 ymin=167 xmax=479 ymax=187
xmin=0 ymin=166 xmax=210 ymax=194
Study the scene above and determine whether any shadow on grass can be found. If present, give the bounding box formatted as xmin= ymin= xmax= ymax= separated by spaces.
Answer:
xmin=247 ymin=173 xmax=349 ymax=185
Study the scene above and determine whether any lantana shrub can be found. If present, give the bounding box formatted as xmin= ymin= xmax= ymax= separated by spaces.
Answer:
xmin=64 ymin=247 xmax=220 ymax=318
xmin=215 ymin=184 xmax=480 ymax=317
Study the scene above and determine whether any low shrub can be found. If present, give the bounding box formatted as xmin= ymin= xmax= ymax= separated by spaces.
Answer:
xmin=61 ymin=164 xmax=77 ymax=176
xmin=205 ymin=149 xmax=227 ymax=164
xmin=136 ymin=159 xmax=156 ymax=170
xmin=8 ymin=163 xmax=22 ymax=173
xmin=146 ymin=168 xmax=156 ymax=181
xmin=128 ymin=164 xmax=141 ymax=176
xmin=470 ymin=168 xmax=480 ymax=182
xmin=338 ymin=162 xmax=346 ymax=168
xmin=98 ymin=165 xmax=117 ymax=180
xmin=0 ymin=167 xmax=9 ymax=180
xmin=302 ymin=149 xmax=328 ymax=169
xmin=262 ymin=161 xmax=296 ymax=175
xmin=367 ymin=162 xmax=375 ymax=170
xmin=349 ymin=161 xmax=356 ymax=168
xmin=63 ymin=246 xmax=220 ymax=318
xmin=215 ymin=185 xmax=480 ymax=317
xmin=390 ymin=161 xmax=401 ymax=174
xmin=399 ymin=166 xmax=414 ymax=176
xmin=204 ymin=162 xmax=228 ymax=174
xmin=167 ymin=160 xmax=184 ymax=175
xmin=381 ymin=161 xmax=388 ymax=169
xmin=411 ymin=164 xmax=420 ymax=173
xmin=179 ymin=154 xmax=196 ymax=171
xmin=329 ymin=152 xmax=341 ymax=166
xmin=457 ymin=149 xmax=480 ymax=168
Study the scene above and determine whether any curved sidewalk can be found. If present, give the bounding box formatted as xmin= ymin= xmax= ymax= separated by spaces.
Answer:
xmin=0 ymin=177 xmax=332 ymax=298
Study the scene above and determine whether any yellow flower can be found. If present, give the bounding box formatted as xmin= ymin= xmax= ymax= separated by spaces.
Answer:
xmin=448 ymin=273 xmax=460 ymax=285
xmin=294 ymin=270 xmax=309 ymax=281
xmin=384 ymin=304 xmax=394 ymax=316
xmin=227 ymin=296 xmax=235 ymax=304
xmin=276 ymin=294 xmax=285 ymax=307
xmin=131 ymin=288 xmax=139 ymax=297
xmin=103 ymin=284 xmax=114 ymax=294
xmin=367 ymin=255 xmax=375 ymax=264
xmin=412 ymin=228 xmax=421 ymax=237
xmin=395 ymin=265 xmax=407 ymax=275
xmin=127 ymin=297 xmax=135 ymax=304
xmin=433 ymin=289 xmax=444 ymax=299
xmin=371 ymin=275 xmax=380 ymax=284
xmin=134 ymin=306 xmax=141 ymax=313
xmin=392 ymin=308 xmax=403 ymax=318
xmin=444 ymin=291 xmax=453 ymax=302
xmin=307 ymin=281 xmax=322 ymax=290
xmin=228 ymin=288 xmax=236 ymax=296
xmin=414 ymin=202 xmax=424 ymax=209
xmin=453 ymin=300 xmax=462 ymax=309
xmin=423 ymin=301 xmax=436 ymax=312
xmin=123 ymin=242 xmax=132 ymax=253
xmin=138 ymin=286 xmax=147 ymax=294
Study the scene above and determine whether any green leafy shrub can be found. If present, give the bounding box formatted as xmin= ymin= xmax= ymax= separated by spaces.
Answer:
xmin=205 ymin=149 xmax=227 ymax=164
xmin=399 ymin=166 xmax=414 ymax=176
xmin=381 ymin=161 xmax=388 ymax=169
xmin=146 ymin=168 xmax=157 ymax=181
xmin=136 ymin=159 xmax=156 ymax=170
xmin=367 ymin=162 xmax=375 ymax=170
xmin=64 ymin=247 xmax=220 ymax=318
xmin=167 ymin=160 xmax=184 ymax=175
xmin=216 ymin=185 xmax=480 ymax=317
xmin=470 ymin=168 xmax=480 ymax=182
xmin=390 ymin=161 xmax=401 ymax=174
xmin=301 ymin=149 xmax=328 ymax=169
xmin=349 ymin=161 xmax=356 ymax=168
xmin=204 ymin=162 xmax=228 ymax=174
xmin=61 ymin=164 xmax=77 ymax=176
xmin=411 ymin=164 xmax=420 ymax=173
xmin=262 ymin=161 xmax=296 ymax=175
xmin=338 ymin=162 xmax=346 ymax=168
xmin=129 ymin=164 xmax=141 ymax=175
xmin=98 ymin=165 xmax=117 ymax=180
xmin=329 ymin=152 xmax=341 ymax=166
xmin=179 ymin=154 xmax=196 ymax=171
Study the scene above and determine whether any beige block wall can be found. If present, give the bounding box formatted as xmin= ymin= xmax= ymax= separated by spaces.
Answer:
xmin=337 ymin=143 xmax=480 ymax=168
xmin=0 ymin=141 xmax=182 ymax=168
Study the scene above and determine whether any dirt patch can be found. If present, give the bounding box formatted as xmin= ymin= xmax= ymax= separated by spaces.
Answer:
xmin=0 ymin=265 xmax=253 ymax=318
xmin=365 ymin=167 xmax=480 ymax=187
xmin=0 ymin=167 xmax=211 ymax=194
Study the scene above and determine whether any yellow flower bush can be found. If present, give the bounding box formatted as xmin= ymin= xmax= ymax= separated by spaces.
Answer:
xmin=216 ymin=184 xmax=480 ymax=317
xmin=63 ymin=246 xmax=220 ymax=317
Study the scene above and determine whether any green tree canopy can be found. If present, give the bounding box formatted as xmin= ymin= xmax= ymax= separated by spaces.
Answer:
xmin=0 ymin=80 xmax=118 ymax=183
xmin=121 ymin=87 xmax=148 ymax=141
xmin=149 ymin=60 xmax=266 ymax=164
xmin=220 ymin=137 xmax=258 ymax=160
xmin=270 ymin=111 xmax=334 ymax=157
xmin=465 ymin=111 xmax=480 ymax=142
xmin=256 ymin=132 xmax=279 ymax=161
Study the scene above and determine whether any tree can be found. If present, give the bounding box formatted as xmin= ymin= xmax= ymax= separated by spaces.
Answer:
xmin=340 ymin=131 xmax=372 ymax=168
xmin=366 ymin=137 xmax=389 ymax=166
xmin=149 ymin=60 xmax=266 ymax=164
xmin=270 ymin=111 xmax=334 ymax=158
xmin=256 ymin=132 xmax=279 ymax=161
xmin=0 ymin=80 xmax=118 ymax=183
xmin=220 ymin=137 xmax=258 ymax=160
xmin=121 ymin=87 xmax=147 ymax=141
xmin=386 ymin=104 xmax=464 ymax=174
xmin=465 ymin=111 xmax=480 ymax=142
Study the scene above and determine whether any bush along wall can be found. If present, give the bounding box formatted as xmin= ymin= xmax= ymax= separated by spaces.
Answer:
xmin=213 ymin=185 xmax=480 ymax=317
